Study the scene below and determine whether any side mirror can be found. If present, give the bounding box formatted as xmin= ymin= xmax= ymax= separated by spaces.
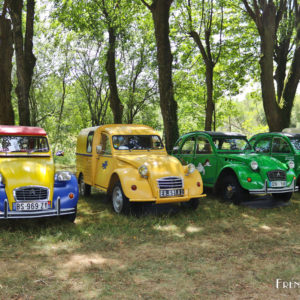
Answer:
xmin=172 ymin=146 xmax=179 ymax=154
xmin=55 ymin=150 xmax=64 ymax=157
xmin=96 ymin=145 xmax=103 ymax=154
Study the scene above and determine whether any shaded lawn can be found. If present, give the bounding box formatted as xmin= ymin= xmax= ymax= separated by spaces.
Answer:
xmin=0 ymin=191 xmax=299 ymax=299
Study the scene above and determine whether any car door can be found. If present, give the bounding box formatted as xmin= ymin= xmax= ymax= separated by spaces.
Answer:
xmin=193 ymin=136 xmax=218 ymax=185
xmin=271 ymin=137 xmax=294 ymax=165
xmin=176 ymin=135 xmax=196 ymax=165
xmin=94 ymin=133 xmax=114 ymax=190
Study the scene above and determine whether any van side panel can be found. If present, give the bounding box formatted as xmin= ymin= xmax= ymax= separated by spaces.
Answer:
xmin=76 ymin=129 xmax=96 ymax=186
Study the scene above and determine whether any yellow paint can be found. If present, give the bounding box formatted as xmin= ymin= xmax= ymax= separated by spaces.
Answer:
xmin=76 ymin=124 xmax=205 ymax=204
xmin=0 ymin=154 xmax=54 ymax=211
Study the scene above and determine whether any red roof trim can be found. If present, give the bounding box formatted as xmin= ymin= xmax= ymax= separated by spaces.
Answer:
xmin=0 ymin=125 xmax=47 ymax=136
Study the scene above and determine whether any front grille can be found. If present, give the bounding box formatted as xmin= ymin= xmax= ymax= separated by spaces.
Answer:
xmin=14 ymin=186 xmax=49 ymax=201
xmin=157 ymin=177 xmax=183 ymax=189
xmin=267 ymin=170 xmax=286 ymax=181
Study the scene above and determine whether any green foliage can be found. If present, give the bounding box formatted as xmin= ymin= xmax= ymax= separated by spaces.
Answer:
xmin=22 ymin=0 xmax=299 ymax=164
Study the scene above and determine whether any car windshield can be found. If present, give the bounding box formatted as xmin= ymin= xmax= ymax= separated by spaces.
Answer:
xmin=213 ymin=137 xmax=252 ymax=152
xmin=289 ymin=137 xmax=300 ymax=151
xmin=112 ymin=135 xmax=164 ymax=150
xmin=0 ymin=136 xmax=49 ymax=153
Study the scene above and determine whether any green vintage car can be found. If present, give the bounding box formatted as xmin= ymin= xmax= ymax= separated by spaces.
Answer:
xmin=249 ymin=131 xmax=300 ymax=187
xmin=172 ymin=131 xmax=298 ymax=204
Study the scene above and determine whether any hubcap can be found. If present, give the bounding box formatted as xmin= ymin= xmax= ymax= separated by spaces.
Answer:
xmin=112 ymin=186 xmax=123 ymax=213
xmin=225 ymin=184 xmax=235 ymax=199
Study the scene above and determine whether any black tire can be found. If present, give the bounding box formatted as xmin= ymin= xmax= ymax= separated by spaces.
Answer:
xmin=181 ymin=198 xmax=199 ymax=210
xmin=78 ymin=174 xmax=91 ymax=197
xmin=220 ymin=175 xmax=247 ymax=205
xmin=61 ymin=206 xmax=77 ymax=223
xmin=112 ymin=181 xmax=130 ymax=214
xmin=272 ymin=192 xmax=292 ymax=202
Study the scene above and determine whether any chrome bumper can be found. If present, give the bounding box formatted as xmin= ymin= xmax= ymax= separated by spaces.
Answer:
xmin=0 ymin=197 xmax=75 ymax=219
xmin=249 ymin=179 xmax=298 ymax=195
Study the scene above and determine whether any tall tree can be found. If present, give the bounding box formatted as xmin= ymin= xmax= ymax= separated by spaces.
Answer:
xmin=141 ymin=0 xmax=179 ymax=150
xmin=0 ymin=1 xmax=14 ymax=125
xmin=100 ymin=1 xmax=123 ymax=124
xmin=55 ymin=0 xmax=126 ymax=124
xmin=242 ymin=0 xmax=300 ymax=131
xmin=183 ymin=0 xmax=224 ymax=131
xmin=73 ymin=39 xmax=110 ymax=126
xmin=7 ymin=0 xmax=36 ymax=126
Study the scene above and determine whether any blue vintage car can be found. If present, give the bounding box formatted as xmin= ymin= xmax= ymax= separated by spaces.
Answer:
xmin=0 ymin=125 xmax=78 ymax=221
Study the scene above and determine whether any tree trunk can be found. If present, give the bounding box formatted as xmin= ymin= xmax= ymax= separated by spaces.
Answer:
xmin=0 ymin=16 xmax=14 ymax=125
xmin=243 ymin=0 xmax=300 ymax=132
xmin=105 ymin=26 xmax=123 ymax=124
xmin=205 ymin=62 xmax=214 ymax=131
xmin=259 ymin=2 xmax=281 ymax=131
xmin=8 ymin=0 xmax=36 ymax=126
xmin=149 ymin=0 xmax=179 ymax=150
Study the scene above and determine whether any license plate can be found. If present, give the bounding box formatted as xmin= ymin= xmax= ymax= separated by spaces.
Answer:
xmin=15 ymin=202 xmax=49 ymax=211
xmin=270 ymin=181 xmax=286 ymax=188
xmin=159 ymin=189 xmax=184 ymax=198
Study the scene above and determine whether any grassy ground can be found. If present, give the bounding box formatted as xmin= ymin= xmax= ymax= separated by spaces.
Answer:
xmin=0 ymin=191 xmax=299 ymax=299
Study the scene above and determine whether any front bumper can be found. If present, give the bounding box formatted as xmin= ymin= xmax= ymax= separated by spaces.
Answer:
xmin=0 ymin=197 xmax=76 ymax=219
xmin=130 ymin=193 xmax=206 ymax=204
xmin=249 ymin=179 xmax=298 ymax=195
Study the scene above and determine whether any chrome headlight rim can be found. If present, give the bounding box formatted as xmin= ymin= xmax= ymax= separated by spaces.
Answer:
xmin=250 ymin=160 xmax=259 ymax=171
xmin=288 ymin=160 xmax=295 ymax=169
xmin=55 ymin=171 xmax=72 ymax=182
xmin=187 ymin=163 xmax=196 ymax=175
xmin=0 ymin=173 xmax=3 ymax=184
xmin=138 ymin=165 xmax=148 ymax=177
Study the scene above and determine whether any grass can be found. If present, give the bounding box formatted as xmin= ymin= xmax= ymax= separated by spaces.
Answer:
xmin=0 ymin=191 xmax=299 ymax=299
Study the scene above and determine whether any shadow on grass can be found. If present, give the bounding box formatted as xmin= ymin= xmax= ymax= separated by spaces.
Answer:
xmin=82 ymin=190 xmax=193 ymax=217
xmin=241 ymin=194 xmax=291 ymax=209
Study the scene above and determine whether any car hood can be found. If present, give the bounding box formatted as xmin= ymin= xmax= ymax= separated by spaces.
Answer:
xmin=116 ymin=154 xmax=185 ymax=178
xmin=0 ymin=157 xmax=54 ymax=204
xmin=219 ymin=152 xmax=289 ymax=171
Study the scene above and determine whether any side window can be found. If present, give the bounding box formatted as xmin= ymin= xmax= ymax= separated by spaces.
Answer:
xmin=196 ymin=137 xmax=212 ymax=154
xmin=272 ymin=137 xmax=291 ymax=154
xmin=101 ymin=134 xmax=112 ymax=155
xmin=254 ymin=138 xmax=271 ymax=153
xmin=180 ymin=137 xmax=196 ymax=155
xmin=86 ymin=131 xmax=94 ymax=153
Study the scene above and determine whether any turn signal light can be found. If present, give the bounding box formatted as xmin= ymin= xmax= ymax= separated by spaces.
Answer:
xmin=247 ymin=177 xmax=252 ymax=182
xmin=131 ymin=185 xmax=137 ymax=191
xmin=69 ymin=193 xmax=74 ymax=199
xmin=197 ymin=182 xmax=201 ymax=187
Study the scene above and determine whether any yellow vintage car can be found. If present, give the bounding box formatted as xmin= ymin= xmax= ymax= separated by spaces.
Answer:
xmin=0 ymin=125 xmax=79 ymax=221
xmin=76 ymin=124 xmax=205 ymax=213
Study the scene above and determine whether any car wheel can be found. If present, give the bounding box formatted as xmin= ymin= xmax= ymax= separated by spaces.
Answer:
xmin=272 ymin=192 xmax=292 ymax=202
xmin=61 ymin=206 xmax=77 ymax=223
xmin=78 ymin=175 xmax=91 ymax=196
xmin=112 ymin=181 xmax=130 ymax=214
xmin=181 ymin=198 xmax=199 ymax=210
xmin=221 ymin=175 xmax=246 ymax=205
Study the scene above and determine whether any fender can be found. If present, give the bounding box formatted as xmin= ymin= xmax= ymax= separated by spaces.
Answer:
xmin=53 ymin=175 xmax=79 ymax=209
xmin=216 ymin=164 xmax=264 ymax=191
xmin=110 ymin=168 xmax=155 ymax=201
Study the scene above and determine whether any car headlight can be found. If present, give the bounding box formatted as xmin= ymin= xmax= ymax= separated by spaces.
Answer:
xmin=55 ymin=171 xmax=72 ymax=181
xmin=138 ymin=165 xmax=148 ymax=177
xmin=288 ymin=160 xmax=295 ymax=169
xmin=187 ymin=163 xmax=196 ymax=175
xmin=250 ymin=161 xmax=258 ymax=170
